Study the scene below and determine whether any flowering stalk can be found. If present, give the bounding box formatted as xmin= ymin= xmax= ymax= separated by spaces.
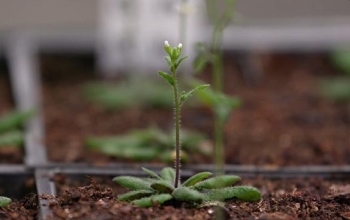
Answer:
xmin=159 ymin=41 xmax=209 ymax=188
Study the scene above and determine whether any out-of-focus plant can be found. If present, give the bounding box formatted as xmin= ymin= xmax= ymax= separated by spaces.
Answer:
xmin=0 ymin=196 xmax=11 ymax=207
xmin=319 ymin=50 xmax=350 ymax=103
xmin=0 ymin=110 xmax=34 ymax=148
xmin=86 ymin=127 xmax=211 ymax=163
xmin=193 ymin=0 xmax=238 ymax=174
xmin=83 ymin=77 xmax=174 ymax=110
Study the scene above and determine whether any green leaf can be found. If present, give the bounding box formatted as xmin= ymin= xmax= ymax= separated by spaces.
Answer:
xmin=180 ymin=84 xmax=210 ymax=106
xmin=192 ymin=175 xmax=241 ymax=190
xmin=0 ymin=196 xmax=11 ymax=207
xmin=0 ymin=110 xmax=35 ymax=134
xmin=0 ymin=131 xmax=24 ymax=147
xmin=203 ymin=186 xmax=261 ymax=202
xmin=331 ymin=50 xmax=350 ymax=75
xmin=151 ymin=180 xmax=175 ymax=193
xmin=175 ymin=56 xmax=188 ymax=69
xmin=182 ymin=172 xmax=212 ymax=187
xmin=113 ymin=176 xmax=151 ymax=190
xmin=172 ymin=187 xmax=203 ymax=202
xmin=165 ymin=56 xmax=172 ymax=70
xmin=160 ymin=167 xmax=176 ymax=184
xmin=142 ymin=167 xmax=162 ymax=180
xmin=158 ymin=71 xmax=175 ymax=87
xmin=194 ymin=53 xmax=209 ymax=73
xmin=132 ymin=194 xmax=172 ymax=207
xmin=118 ymin=190 xmax=154 ymax=202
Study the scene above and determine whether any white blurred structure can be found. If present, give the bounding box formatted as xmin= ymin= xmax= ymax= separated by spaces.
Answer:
xmin=97 ymin=0 xmax=206 ymax=76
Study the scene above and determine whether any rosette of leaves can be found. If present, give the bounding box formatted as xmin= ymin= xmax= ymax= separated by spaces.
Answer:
xmin=0 ymin=110 xmax=34 ymax=148
xmin=113 ymin=167 xmax=261 ymax=208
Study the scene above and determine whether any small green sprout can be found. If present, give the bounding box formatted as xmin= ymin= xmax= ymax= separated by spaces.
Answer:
xmin=0 ymin=110 xmax=35 ymax=148
xmin=114 ymin=167 xmax=260 ymax=208
xmin=113 ymin=42 xmax=261 ymax=208
xmin=0 ymin=196 xmax=11 ymax=208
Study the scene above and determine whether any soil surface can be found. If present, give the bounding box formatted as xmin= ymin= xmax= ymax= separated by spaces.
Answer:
xmin=44 ymin=174 xmax=350 ymax=220
xmin=0 ymin=72 xmax=24 ymax=164
xmin=41 ymin=53 xmax=350 ymax=165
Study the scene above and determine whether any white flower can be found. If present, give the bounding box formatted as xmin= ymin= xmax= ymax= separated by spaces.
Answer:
xmin=178 ymin=43 xmax=182 ymax=48
xmin=164 ymin=40 xmax=170 ymax=47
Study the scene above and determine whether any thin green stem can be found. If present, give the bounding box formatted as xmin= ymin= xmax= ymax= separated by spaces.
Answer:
xmin=172 ymin=70 xmax=181 ymax=188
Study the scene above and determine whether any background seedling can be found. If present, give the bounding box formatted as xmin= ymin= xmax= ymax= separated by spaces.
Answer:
xmin=193 ymin=0 xmax=238 ymax=174
xmin=86 ymin=127 xmax=211 ymax=163
xmin=0 ymin=110 xmax=34 ymax=148
xmin=83 ymin=77 xmax=173 ymax=110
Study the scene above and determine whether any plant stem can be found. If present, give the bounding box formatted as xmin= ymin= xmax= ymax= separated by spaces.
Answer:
xmin=212 ymin=53 xmax=224 ymax=175
xmin=172 ymin=69 xmax=181 ymax=188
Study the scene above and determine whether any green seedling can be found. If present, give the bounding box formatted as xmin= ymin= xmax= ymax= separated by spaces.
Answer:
xmin=331 ymin=50 xmax=350 ymax=75
xmin=83 ymin=77 xmax=173 ymax=110
xmin=0 ymin=110 xmax=35 ymax=134
xmin=86 ymin=127 xmax=211 ymax=163
xmin=114 ymin=167 xmax=260 ymax=208
xmin=193 ymin=0 xmax=237 ymax=174
xmin=319 ymin=78 xmax=350 ymax=103
xmin=0 ymin=110 xmax=34 ymax=148
xmin=0 ymin=196 xmax=11 ymax=207
xmin=114 ymin=42 xmax=260 ymax=208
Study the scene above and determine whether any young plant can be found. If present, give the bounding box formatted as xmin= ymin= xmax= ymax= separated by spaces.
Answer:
xmin=86 ymin=127 xmax=211 ymax=163
xmin=113 ymin=42 xmax=261 ymax=208
xmin=0 ymin=110 xmax=35 ymax=148
xmin=193 ymin=0 xmax=237 ymax=174
xmin=114 ymin=167 xmax=260 ymax=208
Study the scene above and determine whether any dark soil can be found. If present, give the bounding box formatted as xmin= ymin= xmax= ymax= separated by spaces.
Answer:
xmin=41 ymin=53 xmax=350 ymax=165
xmin=0 ymin=193 xmax=39 ymax=220
xmin=0 ymin=175 xmax=38 ymax=220
xmin=44 ymin=174 xmax=350 ymax=220
xmin=0 ymin=72 xmax=24 ymax=164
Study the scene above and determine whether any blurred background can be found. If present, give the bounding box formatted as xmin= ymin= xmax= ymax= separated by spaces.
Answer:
xmin=0 ymin=0 xmax=349 ymax=166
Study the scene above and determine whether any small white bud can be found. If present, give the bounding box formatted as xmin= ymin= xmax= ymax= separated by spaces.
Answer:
xmin=164 ymin=40 xmax=170 ymax=47
xmin=178 ymin=43 xmax=183 ymax=48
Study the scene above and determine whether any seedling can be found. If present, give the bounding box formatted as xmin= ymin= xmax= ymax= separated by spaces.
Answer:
xmin=193 ymin=0 xmax=237 ymax=174
xmin=114 ymin=42 xmax=260 ymax=207
xmin=83 ymin=77 xmax=173 ymax=110
xmin=0 ymin=196 xmax=11 ymax=207
xmin=0 ymin=110 xmax=34 ymax=148
xmin=86 ymin=127 xmax=211 ymax=163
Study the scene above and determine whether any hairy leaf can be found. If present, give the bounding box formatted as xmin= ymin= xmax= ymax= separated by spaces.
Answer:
xmin=132 ymin=194 xmax=172 ymax=207
xmin=113 ymin=176 xmax=151 ymax=190
xmin=158 ymin=71 xmax=174 ymax=87
xmin=161 ymin=167 xmax=176 ymax=184
xmin=180 ymin=84 xmax=210 ymax=106
xmin=151 ymin=180 xmax=175 ymax=193
xmin=118 ymin=190 xmax=154 ymax=202
xmin=182 ymin=172 xmax=212 ymax=187
xmin=192 ymin=175 xmax=241 ymax=190
xmin=0 ymin=196 xmax=11 ymax=207
xmin=175 ymin=56 xmax=188 ymax=69
xmin=172 ymin=187 xmax=203 ymax=202
xmin=203 ymin=186 xmax=261 ymax=202
xmin=142 ymin=167 xmax=162 ymax=180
